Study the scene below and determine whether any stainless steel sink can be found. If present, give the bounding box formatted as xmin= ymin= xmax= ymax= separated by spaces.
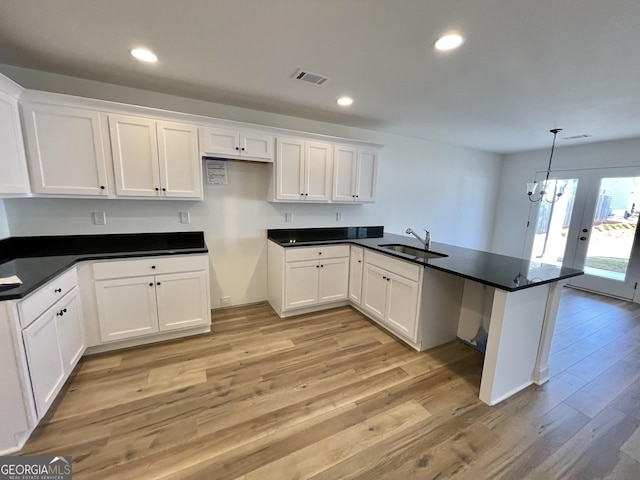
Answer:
xmin=379 ymin=244 xmax=448 ymax=260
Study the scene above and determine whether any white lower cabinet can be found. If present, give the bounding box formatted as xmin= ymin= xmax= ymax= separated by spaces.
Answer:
xmin=95 ymin=275 xmax=160 ymax=342
xmin=270 ymin=241 xmax=465 ymax=351
xmin=22 ymin=306 xmax=66 ymax=418
xmin=19 ymin=275 xmax=85 ymax=420
xmin=348 ymin=246 xmax=364 ymax=305
xmin=284 ymin=260 xmax=319 ymax=310
xmin=283 ymin=256 xmax=349 ymax=310
xmin=156 ymin=271 xmax=210 ymax=331
xmin=268 ymin=243 xmax=350 ymax=316
xmin=94 ymin=255 xmax=210 ymax=343
xmin=362 ymin=263 xmax=420 ymax=340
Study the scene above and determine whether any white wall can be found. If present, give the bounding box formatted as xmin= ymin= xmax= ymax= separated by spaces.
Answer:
xmin=491 ymin=137 xmax=640 ymax=258
xmin=1 ymin=65 xmax=502 ymax=307
xmin=0 ymin=200 xmax=9 ymax=239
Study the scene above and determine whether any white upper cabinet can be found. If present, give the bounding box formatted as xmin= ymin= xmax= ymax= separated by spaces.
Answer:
xmin=157 ymin=121 xmax=201 ymax=198
xmin=355 ymin=148 xmax=377 ymax=202
xmin=274 ymin=137 xmax=333 ymax=202
xmin=109 ymin=114 xmax=202 ymax=199
xmin=21 ymin=103 xmax=109 ymax=196
xmin=201 ymin=126 xmax=274 ymax=162
xmin=275 ymin=138 xmax=305 ymax=200
xmin=109 ymin=115 xmax=158 ymax=197
xmin=0 ymin=91 xmax=30 ymax=195
xmin=332 ymin=144 xmax=377 ymax=203
xmin=305 ymin=141 xmax=333 ymax=201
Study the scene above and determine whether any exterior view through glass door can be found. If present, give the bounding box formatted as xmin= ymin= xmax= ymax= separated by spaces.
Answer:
xmin=528 ymin=168 xmax=640 ymax=300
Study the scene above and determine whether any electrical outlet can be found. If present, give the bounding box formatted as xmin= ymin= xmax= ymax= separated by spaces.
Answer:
xmin=285 ymin=212 xmax=293 ymax=223
xmin=336 ymin=212 xmax=343 ymax=222
xmin=221 ymin=296 xmax=231 ymax=307
xmin=179 ymin=211 xmax=190 ymax=224
xmin=93 ymin=211 xmax=106 ymax=225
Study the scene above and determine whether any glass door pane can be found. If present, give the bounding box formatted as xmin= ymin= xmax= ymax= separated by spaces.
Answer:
xmin=572 ymin=177 xmax=640 ymax=298
xmin=530 ymin=179 xmax=579 ymax=266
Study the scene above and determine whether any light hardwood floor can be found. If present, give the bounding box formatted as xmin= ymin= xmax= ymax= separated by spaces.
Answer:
xmin=15 ymin=287 xmax=640 ymax=479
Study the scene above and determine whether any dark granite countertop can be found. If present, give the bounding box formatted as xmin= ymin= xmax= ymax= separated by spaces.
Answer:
xmin=0 ymin=232 xmax=208 ymax=301
xmin=268 ymin=227 xmax=583 ymax=292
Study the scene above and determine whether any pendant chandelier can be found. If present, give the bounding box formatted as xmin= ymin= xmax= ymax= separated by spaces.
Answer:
xmin=527 ymin=128 xmax=564 ymax=203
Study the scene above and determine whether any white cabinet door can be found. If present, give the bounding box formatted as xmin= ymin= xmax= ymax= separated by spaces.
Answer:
xmin=361 ymin=264 xmax=388 ymax=321
xmin=22 ymin=308 xmax=65 ymax=418
xmin=55 ymin=291 xmax=85 ymax=374
xmin=241 ymin=132 xmax=274 ymax=160
xmin=355 ymin=148 xmax=377 ymax=203
xmin=284 ymin=260 xmax=319 ymax=310
xmin=156 ymin=271 xmax=210 ymax=331
xmin=0 ymin=92 xmax=30 ymax=194
xmin=349 ymin=246 xmax=364 ymax=305
xmin=386 ymin=273 xmax=419 ymax=340
xmin=318 ymin=257 xmax=349 ymax=304
xmin=109 ymin=114 xmax=161 ymax=197
xmin=276 ymin=138 xmax=305 ymax=201
xmin=201 ymin=126 xmax=240 ymax=157
xmin=332 ymin=145 xmax=357 ymax=202
xmin=305 ymin=141 xmax=333 ymax=202
xmin=22 ymin=103 xmax=109 ymax=196
xmin=95 ymin=275 xmax=159 ymax=342
xmin=202 ymin=127 xmax=274 ymax=161
xmin=157 ymin=121 xmax=202 ymax=199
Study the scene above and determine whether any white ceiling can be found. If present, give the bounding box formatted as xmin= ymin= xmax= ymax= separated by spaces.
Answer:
xmin=1 ymin=0 xmax=639 ymax=153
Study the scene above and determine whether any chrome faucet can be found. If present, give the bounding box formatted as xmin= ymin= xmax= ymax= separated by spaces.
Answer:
xmin=406 ymin=227 xmax=431 ymax=250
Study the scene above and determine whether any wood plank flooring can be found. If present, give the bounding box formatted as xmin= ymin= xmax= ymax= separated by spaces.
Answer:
xmin=14 ymin=287 xmax=640 ymax=479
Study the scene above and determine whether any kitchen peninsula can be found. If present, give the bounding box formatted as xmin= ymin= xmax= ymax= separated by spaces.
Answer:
xmin=267 ymin=226 xmax=583 ymax=406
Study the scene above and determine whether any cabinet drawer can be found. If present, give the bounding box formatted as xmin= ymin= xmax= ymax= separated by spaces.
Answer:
xmin=285 ymin=245 xmax=350 ymax=262
xmin=18 ymin=267 xmax=78 ymax=329
xmin=93 ymin=254 xmax=207 ymax=280
xmin=364 ymin=250 xmax=421 ymax=283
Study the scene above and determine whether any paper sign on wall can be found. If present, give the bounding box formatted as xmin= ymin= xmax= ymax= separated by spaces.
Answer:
xmin=206 ymin=159 xmax=228 ymax=185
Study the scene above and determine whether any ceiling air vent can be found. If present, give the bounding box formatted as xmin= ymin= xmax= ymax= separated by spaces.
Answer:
xmin=293 ymin=69 xmax=329 ymax=86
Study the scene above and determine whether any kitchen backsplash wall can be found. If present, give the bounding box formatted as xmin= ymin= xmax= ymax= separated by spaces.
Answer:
xmin=1 ymin=64 xmax=502 ymax=308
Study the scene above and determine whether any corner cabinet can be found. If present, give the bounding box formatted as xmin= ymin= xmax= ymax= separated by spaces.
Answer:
xmin=332 ymin=145 xmax=377 ymax=203
xmin=201 ymin=126 xmax=274 ymax=162
xmin=0 ymin=90 xmax=30 ymax=195
xmin=348 ymin=246 xmax=364 ymax=305
xmin=109 ymin=115 xmax=202 ymax=199
xmin=93 ymin=254 xmax=210 ymax=343
xmin=267 ymin=242 xmax=349 ymax=317
xmin=268 ymin=242 xmax=464 ymax=352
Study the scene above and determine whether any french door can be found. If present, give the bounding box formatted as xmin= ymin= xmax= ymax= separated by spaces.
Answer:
xmin=527 ymin=167 xmax=640 ymax=300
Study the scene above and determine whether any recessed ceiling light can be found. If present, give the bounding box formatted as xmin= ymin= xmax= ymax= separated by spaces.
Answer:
xmin=131 ymin=48 xmax=158 ymax=63
xmin=337 ymin=97 xmax=353 ymax=106
xmin=434 ymin=34 xmax=464 ymax=51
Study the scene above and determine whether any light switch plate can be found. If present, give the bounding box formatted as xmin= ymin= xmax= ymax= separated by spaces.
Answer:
xmin=93 ymin=211 xmax=106 ymax=225
xmin=180 ymin=211 xmax=190 ymax=224
xmin=285 ymin=212 xmax=293 ymax=223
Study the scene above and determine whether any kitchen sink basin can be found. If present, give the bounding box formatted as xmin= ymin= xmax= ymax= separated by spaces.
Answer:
xmin=379 ymin=244 xmax=448 ymax=260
